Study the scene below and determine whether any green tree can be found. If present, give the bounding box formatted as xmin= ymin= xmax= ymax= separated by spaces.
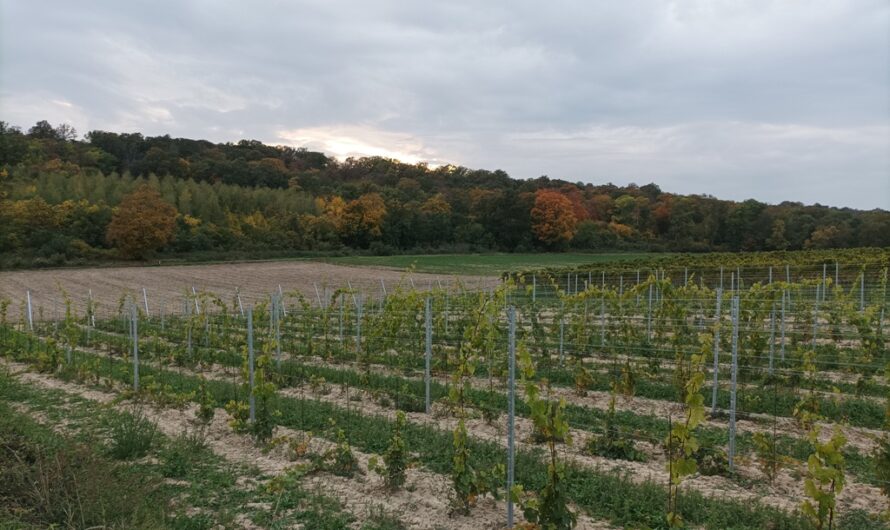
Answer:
xmin=767 ymin=219 xmax=789 ymax=250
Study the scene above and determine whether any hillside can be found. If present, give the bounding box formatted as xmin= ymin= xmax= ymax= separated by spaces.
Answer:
xmin=1 ymin=120 xmax=888 ymax=268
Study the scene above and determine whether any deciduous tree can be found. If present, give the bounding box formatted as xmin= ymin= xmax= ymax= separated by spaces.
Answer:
xmin=106 ymin=185 xmax=178 ymax=258
xmin=767 ymin=219 xmax=789 ymax=250
xmin=343 ymin=192 xmax=387 ymax=247
xmin=531 ymin=190 xmax=578 ymax=248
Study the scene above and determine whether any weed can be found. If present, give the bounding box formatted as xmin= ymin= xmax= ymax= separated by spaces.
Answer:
xmin=106 ymin=409 xmax=158 ymax=460
xmin=196 ymin=377 xmax=216 ymax=424
xmin=0 ymin=410 xmax=164 ymax=528
xmin=160 ymin=429 xmax=207 ymax=478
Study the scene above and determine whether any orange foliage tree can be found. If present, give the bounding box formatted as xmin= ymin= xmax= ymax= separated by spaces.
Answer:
xmin=559 ymin=184 xmax=589 ymax=223
xmin=106 ymin=185 xmax=178 ymax=258
xmin=530 ymin=190 xmax=578 ymax=248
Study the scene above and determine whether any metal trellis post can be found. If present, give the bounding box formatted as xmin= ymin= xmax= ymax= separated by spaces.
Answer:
xmin=248 ymin=307 xmax=255 ymax=423
xmin=132 ymin=307 xmax=139 ymax=392
xmin=26 ymin=290 xmax=34 ymax=331
xmin=780 ymin=289 xmax=786 ymax=360
xmin=425 ymin=297 xmax=432 ymax=414
xmin=506 ymin=306 xmax=516 ymax=529
xmin=769 ymin=302 xmax=776 ymax=374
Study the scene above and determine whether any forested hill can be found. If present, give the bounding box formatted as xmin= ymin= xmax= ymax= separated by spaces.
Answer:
xmin=1 ymin=120 xmax=888 ymax=267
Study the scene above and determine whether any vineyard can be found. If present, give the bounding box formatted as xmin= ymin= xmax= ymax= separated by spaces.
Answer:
xmin=1 ymin=250 xmax=889 ymax=529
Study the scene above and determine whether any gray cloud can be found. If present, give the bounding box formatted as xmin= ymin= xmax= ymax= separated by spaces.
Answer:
xmin=1 ymin=0 xmax=887 ymax=208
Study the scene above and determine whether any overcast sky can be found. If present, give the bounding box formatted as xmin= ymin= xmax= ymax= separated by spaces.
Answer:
xmin=2 ymin=0 xmax=888 ymax=209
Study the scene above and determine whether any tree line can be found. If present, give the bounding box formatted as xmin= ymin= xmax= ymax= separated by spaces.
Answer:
xmin=1 ymin=120 xmax=887 ymax=267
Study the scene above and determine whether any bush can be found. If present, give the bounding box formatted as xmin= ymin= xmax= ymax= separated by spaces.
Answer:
xmin=368 ymin=241 xmax=395 ymax=255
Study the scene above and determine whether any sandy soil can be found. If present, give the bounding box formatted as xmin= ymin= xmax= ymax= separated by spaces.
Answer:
xmin=0 ymin=261 xmax=498 ymax=321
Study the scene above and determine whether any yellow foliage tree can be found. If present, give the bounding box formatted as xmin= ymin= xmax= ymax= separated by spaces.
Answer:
xmin=420 ymin=193 xmax=452 ymax=215
xmin=343 ymin=193 xmax=387 ymax=246
xmin=608 ymin=221 xmax=634 ymax=239
xmin=316 ymin=195 xmax=348 ymax=232
xmin=106 ymin=186 xmax=178 ymax=258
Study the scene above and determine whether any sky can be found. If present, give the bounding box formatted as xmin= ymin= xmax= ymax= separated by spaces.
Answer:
xmin=1 ymin=0 xmax=888 ymax=210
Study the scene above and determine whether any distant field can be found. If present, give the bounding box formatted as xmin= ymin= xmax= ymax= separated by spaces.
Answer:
xmin=0 ymin=261 xmax=497 ymax=321
xmin=318 ymin=252 xmax=659 ymax=276
xmin=0 ymin=254 xmax=658 ymax=316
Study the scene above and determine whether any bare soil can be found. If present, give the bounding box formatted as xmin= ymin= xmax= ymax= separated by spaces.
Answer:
xmin=0 ymin=261 xmax=497 ymax=321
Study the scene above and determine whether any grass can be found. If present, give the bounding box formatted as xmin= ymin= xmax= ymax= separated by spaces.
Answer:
xmin=318 ymin=252 xmax=660 ymax=276
xmin=105 ymin=408 xmax=159 ymax=459
xmin=0 ymin=368 xmax=368 ymax=530
xmin=159 ymin=429 xmax=207 ymax=478
xmin=0 ymin=394 xmax=168 ymax=528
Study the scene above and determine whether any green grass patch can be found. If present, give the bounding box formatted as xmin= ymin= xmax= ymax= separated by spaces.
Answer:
xmin=318 ymin=252 xmax=659 ymax=276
